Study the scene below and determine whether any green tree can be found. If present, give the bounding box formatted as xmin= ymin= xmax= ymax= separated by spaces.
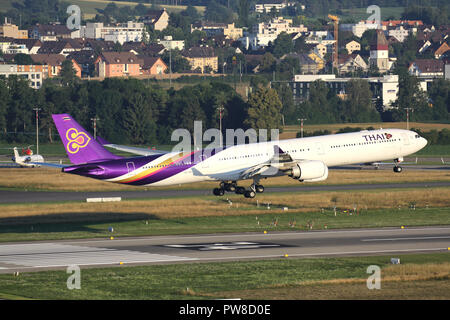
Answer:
xmin=244 ymin=87 xmax=283 ymax=136
xmin=122 ymin=92 xmax=157 ymax=144
xmin=339 ymin=80 xmax=380 ymax=123
xmin=269 ymin=32 xmax=294 ymax=58
xmin=59 ymin=60 xmax=77 ymax=86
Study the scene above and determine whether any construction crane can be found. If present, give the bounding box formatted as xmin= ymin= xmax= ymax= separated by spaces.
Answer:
xmin=328 ymin=14 xmax=339 ymax=72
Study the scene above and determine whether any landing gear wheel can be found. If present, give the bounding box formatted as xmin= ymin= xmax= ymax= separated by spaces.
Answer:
xmin=255 ymin=185 xmax=264 ymax=193
xmin=393 ymin=166 xmax=403 ymax=173
xmin=244 ymin=190 xmax=256 ymax=198
xmin=213 ymin=188 xmax=225 ymax=196
xmin=235 ymin=186 xmax=246 ymax=194
xmin=225 ymin=183 xmax=236 ymax=192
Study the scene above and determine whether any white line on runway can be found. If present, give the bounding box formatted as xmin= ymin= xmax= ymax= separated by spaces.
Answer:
xmin=362 ymin=236 xmax=450 ymax=242
xmin=0 ymin=243 xmax=194 ymax=269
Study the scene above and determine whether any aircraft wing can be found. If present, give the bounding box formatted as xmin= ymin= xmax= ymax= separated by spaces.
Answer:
xmin=29 ymin=162 xmax=69 ymax=168
xmin=239 ymin=145 xmax=297 ymax=179
xmin=96 ymin=136 xmax=168 ymax=156
xmin=102 ymin=144 xmax=169 ymax=156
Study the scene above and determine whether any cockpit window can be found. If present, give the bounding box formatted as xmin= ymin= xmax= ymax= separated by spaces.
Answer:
xmin=415 ymin=134 xmax=420 ymax=139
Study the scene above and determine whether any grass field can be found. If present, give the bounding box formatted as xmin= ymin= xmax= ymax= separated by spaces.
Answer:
xmin=0 ymin=0 xmax=205 ymax=18
xmin=0 ymin=187 xmax=449 ymax=242
xmin=339 ymin=7 xmax=405 ymax=21
xmin=0 ymin=253 xmax=448 ymax=300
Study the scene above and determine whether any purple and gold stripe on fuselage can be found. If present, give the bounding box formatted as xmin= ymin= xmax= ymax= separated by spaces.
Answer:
xmin=116 ymin=151 xmax=197 ymax=185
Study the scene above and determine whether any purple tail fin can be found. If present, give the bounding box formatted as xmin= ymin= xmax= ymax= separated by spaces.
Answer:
xmin=52 ymin=114 xmax=122 ymax=164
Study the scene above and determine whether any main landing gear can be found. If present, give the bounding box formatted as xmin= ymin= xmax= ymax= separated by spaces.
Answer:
xmin=213 ymin=180 xmax=265 ymax=198
xmin=393 ymin=157 xmax=403 ymax=173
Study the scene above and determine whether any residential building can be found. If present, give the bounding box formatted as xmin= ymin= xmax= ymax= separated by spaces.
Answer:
xmin=191 ymin=22 xmax=243 ymax=40
xmin=252 ymin=17 xmax=307 ymax=35
xmin=338 ymin=54 xmax=368 ymax=75
xmin=307 ymin=51 xmax=325 ymax=71
xmin=283 ymin=53 xmax=319 ymax=74
xmin=434 ymin=42 xmax=450 ymax=59
xmin=345 ymin=40 xmax=361 ymax=54
xmin=67 ymin=50 xmax=97 ymax=78
xmin=0 ymin=64 xmax=44 ymax=88
xmin=1 ymin=43 xmax=28 ymax=54
xmin=182 ymin=46 xmax=218 ymax=73
xmin=140 ymin=56 xmax=167 ymax=75
xmin=30 ymin=54 xmax=66 ymax=78
xmin=254 ymin=1 xmax=298 ymax=13
xmin=388 ymin=25 xmax=410 ymax=43
xmin=340 ymin=21 xmax=380 ymax=38
xmin=81 ymin=21 xmax=146 ymax=44
xmin=140 ymin=8 xmax=169 ymax=31
xmin=95 ymin=52 xmax=142 ymax=78
xmin=288 ymin=74 xmax=398 ymax=110
xmin=381 ymin=20 xmax=423 ymax=30
xmin=314 ymin=43 xmax=327 ymax=58
xmin=37 ymin=40 xmax=77 ymax=56
xmin=0 ymin=19 xmax=28 ymax=39
xmin=408 ymin=59 xmax=444 ymax=78
xmin=29 ymin=23 xmax=78 ymax=41
xmin=240 ymin=17 xmax=307 ymax=50
xmin=158 ymin=36 xmax=185 ymax=51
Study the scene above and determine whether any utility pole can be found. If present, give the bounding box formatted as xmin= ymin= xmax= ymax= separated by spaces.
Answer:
xmin=404 ymin=108 xmax=414 ymax=130
xmin=90 ymin=116 xmax=100 ymax=140
xmin=33 ymin=108 xmax=41 ymax=155
xmin=217 ymin=105 xmax=224 ymax=148
xmin=298 ymin=118 xmax=307 ymax=138
xmin=169 ymin=47 xmax=172 ymax=87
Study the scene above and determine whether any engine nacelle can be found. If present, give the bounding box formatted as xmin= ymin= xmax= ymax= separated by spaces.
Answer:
xmin=288 ymin=161 xmax=328 ymax=182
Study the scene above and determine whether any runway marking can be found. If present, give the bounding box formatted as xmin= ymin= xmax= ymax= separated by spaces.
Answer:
xmin=164 ymin=241 xmax=282 ymax=251
xmin=0 ymin=243 xmax=193 ymax=268
xmin=362 ymin=236 xmax=450 ymax=242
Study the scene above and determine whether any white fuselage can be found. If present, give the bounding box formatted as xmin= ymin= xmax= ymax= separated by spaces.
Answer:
xmin=108 ymin=129 xmax=428 ymax=187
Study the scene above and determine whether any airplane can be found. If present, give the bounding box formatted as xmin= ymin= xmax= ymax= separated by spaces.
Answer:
xmin=11 ymin=146 xmax=44 ymax=167
xmin=33 ymin=114 xmax=428 ymax=198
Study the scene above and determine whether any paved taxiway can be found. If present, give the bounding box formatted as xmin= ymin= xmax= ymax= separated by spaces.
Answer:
xmin=0 ymin=226 xmax=449 ymax=273
xmin=1 ymin=181 xmax=450 ymax=204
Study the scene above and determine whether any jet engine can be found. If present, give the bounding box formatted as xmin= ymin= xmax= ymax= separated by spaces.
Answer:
xmin=287 ymin=160 xmax=328 ymax=182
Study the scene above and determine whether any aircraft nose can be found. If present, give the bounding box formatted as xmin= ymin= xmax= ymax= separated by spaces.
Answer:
xmin=421 ymin=137 xmax=428 ymax=148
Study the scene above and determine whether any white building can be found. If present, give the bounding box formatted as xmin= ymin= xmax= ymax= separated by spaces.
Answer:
xmin=254 ymin=1 xmax=299 ymax=13
xmin=240 ymin=17 xmax=307 ymax=50
xmin=0 ymin=64 xmax=44 ymax=89
xmin=388 ymin=26 xmax=410 ymax=42
xmin=290 ymin=74 xmax=398 ymax=110
xmin=341 ymin=21 xmax=380 ymax=38
xmin=157 ymin=36 xmax=184 ymax=51
xmin=81 ymin=21 xmax=146 ymax=44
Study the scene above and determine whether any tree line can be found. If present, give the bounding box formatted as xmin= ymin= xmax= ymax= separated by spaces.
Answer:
xmin=0 ymin=76 xmax=284 ymax=145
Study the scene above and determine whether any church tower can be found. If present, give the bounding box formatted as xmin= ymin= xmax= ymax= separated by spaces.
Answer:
xmin=369 ymin=29 xmax=389 ymax=73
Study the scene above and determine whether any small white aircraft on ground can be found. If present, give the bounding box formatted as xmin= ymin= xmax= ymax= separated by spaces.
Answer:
xmin=11 ymin=146 xmax=44 ymax=167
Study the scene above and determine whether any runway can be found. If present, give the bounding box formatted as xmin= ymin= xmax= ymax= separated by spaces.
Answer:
xmin=1 ymin=181 xmax=450 ymax=204
xmin=1 ymin=226 xmax=449 ymax=273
